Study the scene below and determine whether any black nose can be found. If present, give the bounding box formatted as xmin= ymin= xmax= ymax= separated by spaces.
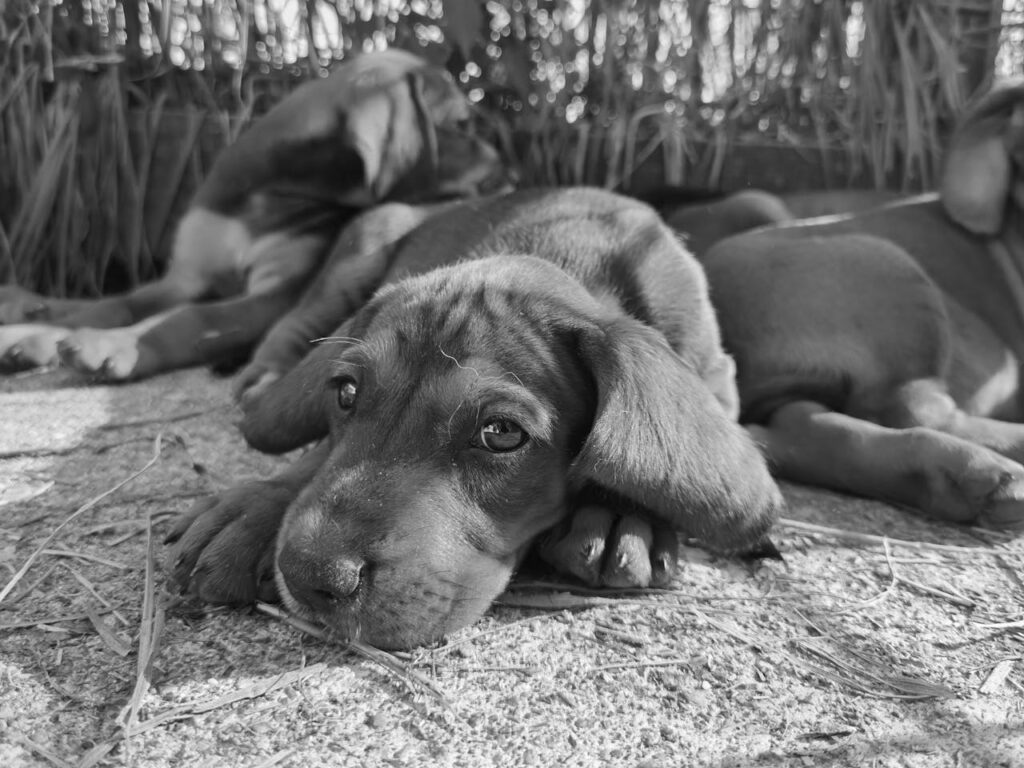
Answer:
xmin=278 ymin=545 xmax=366 ymax=615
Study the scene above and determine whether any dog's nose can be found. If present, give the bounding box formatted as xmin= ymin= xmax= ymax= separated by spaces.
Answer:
xmin=278 ymin=545 xmax=366 ymax=614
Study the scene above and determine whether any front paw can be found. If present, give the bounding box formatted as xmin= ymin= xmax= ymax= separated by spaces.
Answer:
xmin=534 ymin=506 xmax=679 ymax=588
xmin=0 ymin=325 xmax=66 ymax=371
xmin=57 ymin=328 xmax=150 ymax=380
xmin=232 ymin=361 xmax=282 ymax=405
xmin=165 ymin=481 xmax=295 ymax=605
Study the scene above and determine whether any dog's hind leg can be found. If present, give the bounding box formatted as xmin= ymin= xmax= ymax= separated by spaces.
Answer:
xmin=750 ymin=400 xmax=1024 ymax=531
xmin=871 ymin=376 xmax=1024 ymax=471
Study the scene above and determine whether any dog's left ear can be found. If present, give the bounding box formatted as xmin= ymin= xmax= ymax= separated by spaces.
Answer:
xmin=571 ymin=315 xmax=783 ymax=553
xmin=239 ymin=308 xmax=377 ymax=454
xmin=941 ymin=81 xmax=1024 ymax=234
xmin=348 ymin=68 xmax=468 ymax=200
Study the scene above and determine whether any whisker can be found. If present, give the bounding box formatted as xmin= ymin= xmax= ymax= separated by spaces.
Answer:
xmin=312 ymin=336 xmax=364 ymax=346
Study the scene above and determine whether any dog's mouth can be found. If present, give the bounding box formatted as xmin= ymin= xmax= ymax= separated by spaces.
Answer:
xmin=273 ymin=546 xmax=515 ymax=650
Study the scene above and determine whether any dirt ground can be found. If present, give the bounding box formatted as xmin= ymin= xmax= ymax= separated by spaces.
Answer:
xmin=1 ymin=367 xmax=1023 ymax=768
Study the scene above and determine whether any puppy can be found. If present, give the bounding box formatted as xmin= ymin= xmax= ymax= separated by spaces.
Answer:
xmin=698 ymin=80 xmax=1024 ymax=530
xmin=0 ymin=49 xmax=503 ymax=380
xmin=167 ymin=188 xmax=783 ymax=650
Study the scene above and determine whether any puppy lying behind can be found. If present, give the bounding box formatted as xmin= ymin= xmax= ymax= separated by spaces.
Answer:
xmin=699 ymin=80 xmax=1024 ymax=531
xmin=0 ymin=49 xmax=503 ymax=380
xmin=167 ymin=188 xmax=783 ymax=650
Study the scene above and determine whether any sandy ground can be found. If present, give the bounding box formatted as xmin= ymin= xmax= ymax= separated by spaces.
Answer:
xmin=1 ymin=367 xmax=1023 ymax=768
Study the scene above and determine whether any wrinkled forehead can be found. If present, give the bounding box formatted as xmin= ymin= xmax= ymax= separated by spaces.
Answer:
xmin=340 ymin=266 xmax=594 ymax=395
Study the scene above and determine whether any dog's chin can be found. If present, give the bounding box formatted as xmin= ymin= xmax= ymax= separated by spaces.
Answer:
xmin=274 ymin=559 xmax=514 ymax=651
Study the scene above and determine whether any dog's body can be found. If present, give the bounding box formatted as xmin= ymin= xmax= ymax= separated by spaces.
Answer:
xmin=0 ymin=49 xmax=503 ymax=380
xmin=698 ymin=81 xmax=1024 ymax=528
xmin=167 ymin=187 xmax=784 ymax=650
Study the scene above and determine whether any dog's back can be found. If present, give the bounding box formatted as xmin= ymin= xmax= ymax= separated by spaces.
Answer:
xmin=381 ymin=189 xmax=729 ymax=379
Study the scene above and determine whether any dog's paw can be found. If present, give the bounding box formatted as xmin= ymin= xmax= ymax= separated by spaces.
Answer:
xmin=165 ymin=481 xmax=295 ymax=605
xmin=976 ymin=470 xmax=1024 ymax=533
xmin=0 ymin=287 xmax=50 ymax=324
xmin=534 ymin=506 xmax=679 ymax=588
xmin=232 ymin=361 xmax=282 ymax=405
xmin=56 ymin=328 xmax=150 ymax=380
xmin=912 ymin=433 xmax=1024 ymax=532
xmin=0 ymin=325 xmax=66 ymax=371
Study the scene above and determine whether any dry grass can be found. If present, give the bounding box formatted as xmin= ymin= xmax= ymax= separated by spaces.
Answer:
xmin=2 ymin=368 xmax=1024 ymax=767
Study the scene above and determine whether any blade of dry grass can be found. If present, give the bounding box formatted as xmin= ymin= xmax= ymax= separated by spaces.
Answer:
xmin=0 ymin=434 xmax=164 ymax=605
xmin=778 ymin=517 xmax=1014 ymax=556
xmin=118 ymin=516 xmax=167 ymax=743
xmin=254 ymin=601 xmax=451 ymax=707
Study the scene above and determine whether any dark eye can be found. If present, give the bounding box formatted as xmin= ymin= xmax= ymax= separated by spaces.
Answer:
xmin=476 ymin=419 xmax=528 ymax=452
xmin=334 ymin=377 xmax=358 ymax=410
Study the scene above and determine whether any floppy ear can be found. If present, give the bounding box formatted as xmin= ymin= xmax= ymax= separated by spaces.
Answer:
xmin=239 ymin=315 xmax=369 ymax=455
xmin=941 ymin=82 xmax=1024 ymax=234
xmin=347 ymin=67 xmax=468 ymax=201
xmin=572 ymin=315 xmax=783 ymax=553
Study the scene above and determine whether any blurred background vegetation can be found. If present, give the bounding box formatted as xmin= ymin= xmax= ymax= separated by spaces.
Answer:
xmin=0 ymin=0 xmax=1020 ymax=297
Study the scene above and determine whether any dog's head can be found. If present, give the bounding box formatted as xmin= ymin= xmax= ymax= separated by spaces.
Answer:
xmin=941 ymin=78 xmax=1024 ymax=234
xmin=241 ymin=257 xmax=780 ymax=649
xmin=338 ymin=50 xmax=509 ymax=203
xmin=199 ymin=49 xmax=506 ymax=215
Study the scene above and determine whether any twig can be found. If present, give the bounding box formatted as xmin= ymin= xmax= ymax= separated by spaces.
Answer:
xmin=836 ymin=538 xmax=897 ymax=613
xmin=0 ymin=609 xmax=114 ymax=631
xmin=65 ymin=564 xmax=129 ymax=625
xmin=255 ymin=601 xmax=451 ymax=707
xmin=118 ymin=518 xmax=166 ymax=747
xmin=85 ymin=609 xmax=131 ymax=657
xmin=590 ymin=656 xmax=704 ymax=673
xmin=898 ymin=576 xmax=975 ymax=608
xmin=779 ymin=517 xmax=1013 ymax=556
xmin=979 ymin=658 xmax=1017 ymax=695
xmin=0 ymin=435 xmax=164 ymax=605
xmin=97 ymin=406 xmax=223 ymax=431
xmin=41 ymin=549 xmax=129 ymax=570
xmin=253 ymin=751 xmax=296 ymax=768
xmin=8 ymin=733 xmax=73 ymax=768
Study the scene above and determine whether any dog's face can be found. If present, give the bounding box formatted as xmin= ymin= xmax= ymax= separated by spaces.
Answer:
xmin=244 ymin=256 xmax=780 ymax=649
xmin=941 ymin=79 xmax=1024 ymax=234
xmin=339 ymin=51 xmax=508 ymax=204
xmin=273 ymin=259 xmax=598 ymax=648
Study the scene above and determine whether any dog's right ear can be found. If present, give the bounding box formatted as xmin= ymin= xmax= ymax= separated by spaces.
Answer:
xmin=240 ymin=316 xmax=367 ymax=454
xmin=941 ymin=81 xmax=1024 ymax=234
xmin=570 ymin=315 xmax=783 ymax=554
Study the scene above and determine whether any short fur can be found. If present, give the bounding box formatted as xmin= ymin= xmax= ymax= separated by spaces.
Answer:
xmin=166 ymin=188 xmax=783 ymax=650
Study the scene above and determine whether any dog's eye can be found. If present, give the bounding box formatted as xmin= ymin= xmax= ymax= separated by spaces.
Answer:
xmin=334 ymin=377 xmax=358 ymax=410
xmin=477 ymin=419 xmax=528 ymax=452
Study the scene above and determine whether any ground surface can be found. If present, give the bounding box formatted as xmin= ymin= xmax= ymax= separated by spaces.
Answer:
xmin=1 ymin=367 xmax=1023 ymax=768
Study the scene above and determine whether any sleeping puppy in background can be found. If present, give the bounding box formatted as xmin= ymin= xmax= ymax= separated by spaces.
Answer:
xmin=166 ymin=187 xmax=784 ymax=650
xmin=0 ymin=48 xmax=504 ymax=380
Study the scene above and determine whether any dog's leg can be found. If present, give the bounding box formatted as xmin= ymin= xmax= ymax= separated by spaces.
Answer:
xmin=166 ymin=442 xmax=330 ymax=604
xmin=54 ymin=288 xmax=301 ymax=380
xmin=0 ymin=274 xmax=205 ymax=370
xmin=0 ymin=286 xmax=132 ymax=325
xmin=868 ymin=377 xmax=1024 ymax=471
xmin=234 ymin=203 xmax=432 ymax=402
xmin=751 ymin=400 xmax=1024 ymax=530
